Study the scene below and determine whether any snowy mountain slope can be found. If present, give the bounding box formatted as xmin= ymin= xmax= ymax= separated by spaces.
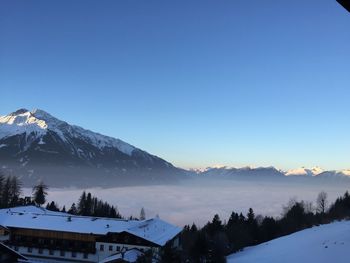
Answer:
xmin=285 ymin=166 xmax=324 ymax=176
xmin=227 ymin=220 xmax=350 ymax=263
xmin=0 ymin=109 xmax=47 ymax=141
xmin=0 ymin=108 xmax=139 ymax=156
xmin=0 ymin=109 xmax=183 ymax=186
xmin=199 ymin=166 xmax=285 ymax=178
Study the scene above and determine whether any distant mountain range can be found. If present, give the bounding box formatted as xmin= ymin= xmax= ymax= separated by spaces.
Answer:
xmin=0 ymin=109 xmax=185 ymax=186
xmin=194 ymin=166 xmax=350 ymax=179
xmin=0 ymin=108 xmax=349 ymax=187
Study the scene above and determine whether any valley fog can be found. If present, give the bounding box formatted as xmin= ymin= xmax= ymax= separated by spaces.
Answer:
xmin=24 ymin=178 xmax=350 ymax=226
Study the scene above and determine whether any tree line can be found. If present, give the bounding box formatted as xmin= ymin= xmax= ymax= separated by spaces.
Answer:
xmin=137 ymin=190 xmax=350 ymax=262
xmin=0 ymin=173 xmax=125 ymax=219
xmin=0 ymin=175 xmax=28 ymax=208
xmin=46 ymin=191 xmax=122 ymax=219
xmin=158 ymin=190 xmax=350 ymax=263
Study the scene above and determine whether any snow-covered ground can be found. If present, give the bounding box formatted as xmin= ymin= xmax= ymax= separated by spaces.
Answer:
xmin=227 ymin=220 xmax=350 ymax=263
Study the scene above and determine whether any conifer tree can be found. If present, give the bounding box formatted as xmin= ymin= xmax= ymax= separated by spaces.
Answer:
xmin=247 ymin=208 xmax=255 ymax=224
xmin=0 ymin=173 xmax=4 ymax=207
xmin=46 ymin=201 xmax=60 ymax=211
xmin=32 ymin=181 xmax=48 ymax=207
xmin=9 ymin=176 xmax=22 ymax=206
xmin=86 ymin=192 xmax=92 ymax=216
xmin=2 ymin=177 xmax=11 ymax=208
xmin=68 ymin=203 xmax=78 ymax=215
xmin=140 ymin=207 xmax=146 ymax=220
xmin=78 ymin=191 xmax=87 ymax=215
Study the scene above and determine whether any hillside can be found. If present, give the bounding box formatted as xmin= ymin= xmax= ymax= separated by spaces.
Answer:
xmin=227 ymin=220 xmax=350 ymax=263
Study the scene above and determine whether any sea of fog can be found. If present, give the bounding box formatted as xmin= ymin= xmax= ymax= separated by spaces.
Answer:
xmin=23 ymin=178 xmax=350 ymax=226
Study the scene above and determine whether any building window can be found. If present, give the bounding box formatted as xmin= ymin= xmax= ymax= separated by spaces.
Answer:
xmin=116 ymin=246 xmax=120 ymax=251
xmin=49 ymin=250 xmax=54 ymax=255
xmin=60 ymin=250 xmax=65 ymax=257
xmin=109 ymin=245 xmax=113 ymax=251
xmin=83 ymin=253 xmax=88 ymax=259
xmin=38 ymin=248 xmax=43 ymax=254
xmin=27 ymin=247 xmax=32 ymax=253
xmin=100 ymin=244 xmax=104 ymax=251
xmin=72 ymin=251 xmax=77 ymax=258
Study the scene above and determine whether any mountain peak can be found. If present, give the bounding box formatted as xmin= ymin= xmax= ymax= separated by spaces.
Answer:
xmin=30 ymin=109 xmax=63 ymax=127
xmin=6 ymin=108 xmax=57 ymax=120
xmin=1 ymin=108 xmax=136 ymax=155
xmin=0 ymin=108 xmax=48 ymax=141
xmin=9 ymin=108 xmax=30 ymax=116
xmin=0 ymin=108 xmax=177 ymax=186
xmin=31 ymin=108 xmax=47 ymax=115
xmin=285 ymin=167 xmax=324 ymax=176
xmin=31 ymin=108 xmax=53 ymax=119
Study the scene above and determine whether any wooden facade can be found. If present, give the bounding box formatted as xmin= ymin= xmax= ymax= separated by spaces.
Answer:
xmin=8 ymin=227 xmax=97 ymax=253
xmin=96 ymin=232 xmax=159 ymax=247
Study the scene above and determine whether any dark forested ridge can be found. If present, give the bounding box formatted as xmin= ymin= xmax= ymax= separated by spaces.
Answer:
xmin=138 ymin=191 xmax=350 ymax=262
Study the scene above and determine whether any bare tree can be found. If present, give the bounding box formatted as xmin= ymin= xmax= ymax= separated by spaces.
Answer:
xmin=282 ymin=197 xmax=298 ymax=216
xmin=316 ymin=191 xmax=328 ymax=214
xmin=302 ymin=201 xmax=314 ymax=214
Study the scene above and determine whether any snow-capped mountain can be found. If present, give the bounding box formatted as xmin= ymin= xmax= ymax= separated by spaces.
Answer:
xmin=1 ymin=108 xmax=349 ymax=186
xmin=0 ymin=109 xmax=137 ymax=155
xmin=315 ymin=170 xmax=350 ymax=178
xmin=342 ymin=170 xmax=350 ymax=176
xmin=195 ymin=165 xmax=350 ymax=180
xmin=286 ymin=167 xmax=350 ymax=178
xmin=0 ymin=109 xmax=183 ymax=186
xmin=199 ymin=166 xmax=285 ymax=178
xmin=285 ymin=167 xmax=324 ymax=176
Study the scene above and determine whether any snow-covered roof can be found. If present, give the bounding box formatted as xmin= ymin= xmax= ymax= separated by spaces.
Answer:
xmin=2 ymin=205 xmax=67 ymax=215
xmin=0 ymin=206 xmax=181 ymax=247
xmin=99 ymin=248 xmax=143 ymax=263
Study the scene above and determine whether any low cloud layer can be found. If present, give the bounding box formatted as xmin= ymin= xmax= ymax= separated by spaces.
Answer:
xmin=24 ymin=178 xmax=350 ymax=226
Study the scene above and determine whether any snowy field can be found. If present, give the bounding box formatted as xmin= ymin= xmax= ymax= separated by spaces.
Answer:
xmin=227 ymin=220 xmax=350 ymax=263
xmin=23 ymin=178 xmax=350 ymax=226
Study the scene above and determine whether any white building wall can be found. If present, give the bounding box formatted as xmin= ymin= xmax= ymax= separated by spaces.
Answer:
xmin=95 ymin=242 xmax=152 ymax=261
xmin=7 ymin=243 xmax=155 ymax=263
xmin=0 ymin=234 xmax=9 ymax=241
xmin=8 ymin=245 xmax=98 ymax=263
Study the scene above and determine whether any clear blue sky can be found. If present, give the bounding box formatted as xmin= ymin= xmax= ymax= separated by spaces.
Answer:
xmin=0 ymin=0 xmax=349 ymax=170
